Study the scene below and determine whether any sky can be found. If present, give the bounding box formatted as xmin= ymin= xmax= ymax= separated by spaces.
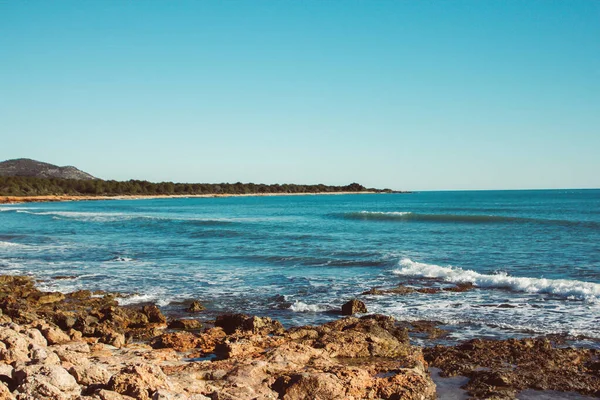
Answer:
xmin=1 ymin=1 xmax=599 ymax=191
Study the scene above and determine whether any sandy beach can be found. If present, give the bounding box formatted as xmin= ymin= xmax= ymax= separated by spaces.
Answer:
xmin=0 ymin=191 xmax=386 ymax=205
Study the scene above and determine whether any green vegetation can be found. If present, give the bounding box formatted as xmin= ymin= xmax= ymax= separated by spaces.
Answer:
xmin=0 ymin=176 xmax=392 ymax=196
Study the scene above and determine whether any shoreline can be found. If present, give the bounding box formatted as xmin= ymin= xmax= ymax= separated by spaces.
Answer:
xmin=1 ymin=274 xmax=598 ymax=399
xmin=0 ymin=191 xmax=401 ymax=205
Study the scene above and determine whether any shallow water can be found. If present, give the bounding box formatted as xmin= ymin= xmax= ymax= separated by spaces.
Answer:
xmin=1 ymin=190 xmax=599 ymax=344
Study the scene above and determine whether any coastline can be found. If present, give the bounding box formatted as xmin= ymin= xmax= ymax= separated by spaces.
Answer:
xmin=0 ymin=275 xmax=598 ymax=399
xmin=0 ymin=191 xmax=396 ymax=205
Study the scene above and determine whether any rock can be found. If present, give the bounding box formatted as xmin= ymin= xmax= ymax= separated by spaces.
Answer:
xmin=214 ymin=314 xmax=248 ymax=335
xmin=0 ymin=382 xmax=15 ymax=400
xmin=341 ymin=299 xmax=367 ymax=315
xmin=142 ymin=306 xmax=167 ymax=324
xmin=167 ymin=319 xmax=202 ymax=330
xmin=149 ymin=332 xmax=201 ymax=352
xmin=425 ymin=338 xmax=600 ymax=398
xmin=25 ymin=328 xmax=47 ymax=347
xmin=444 ymin=282 xmax=475 ymax=292
xmin=29 ymin=344 xmax=61 ymax=365
xmin=279 ymin=373 xmax=346 ymax=400
xmin=0 ymin=326 xmax=30 ymax=363
xmin=186 ymin=301 xmax=205 ymax=313
xmin=28 ymin=292 xmax=65 ymax=305
xmin=214 ymin=314 xmax=284 ymax=335
xmin=39 ymin=325 xmax=71 ymax=345
xmin=13 ymin=364 xmax=81 ymax=399
xmin=95 ymin=390 xmax=136 ymax=400
xmin=107 ymin=364 xmax=170 ymax=400
xmin=69 ymin=364 xmax=111 ymax=386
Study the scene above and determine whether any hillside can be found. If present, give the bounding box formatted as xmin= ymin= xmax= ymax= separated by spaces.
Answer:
xmin=0 ymin=158 xmax=96 ymax=180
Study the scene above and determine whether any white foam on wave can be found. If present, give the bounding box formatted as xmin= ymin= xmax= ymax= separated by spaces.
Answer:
xmin=0 ymin=241 xmax=27 ymax=248
xmin=359 ymin=211 xmax=412 ymax=216
xmin=394 ymin=258 xmax=600 ymax=302
xmin=288 ymin=301 xmax=328 ymax=313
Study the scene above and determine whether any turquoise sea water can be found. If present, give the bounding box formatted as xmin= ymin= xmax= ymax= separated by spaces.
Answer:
xmin=1 ymin=190 xmax=599 ymax=343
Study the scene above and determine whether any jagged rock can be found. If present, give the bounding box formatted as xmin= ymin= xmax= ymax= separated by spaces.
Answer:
xmin=215 ymin=314 xmax=284 ymax=335
xmin=186 ymin=301 xmax=205 ymax=313
xmin=149 ymin=332 xmax=202 ymax=352
xmin=142 ymin=306 xmax=167 ymax=324
xmin=0 ymin=326 xmax=30 ymax=364
xmin=29 ymin=344 xmax=60 ymax=365
xmin=444 ymin=282 xmax=475 ymax=292
xmin=28 ymin=292 xmax=65 ymax=305
xmin=13 ymin=364 xmax=81 ymax=399
xmin=341 ymin=299 xmax=367 ymax=315
xmin=279 ymin=372 xmax=345 ymax=400
xmin=107 ymin=364 xmax=170 ymax=400
xmin=0 ymin=382 xmax=15 ymax=400
xmin=94 ymin=389 xmax=136 ymax=400
xmin=69 ymin=364 xmax=111 ymax=386
xmin=39 ymin=325 xmax=71 ymax=345
xmin=167 ymin=319 xmax=202 ymax=330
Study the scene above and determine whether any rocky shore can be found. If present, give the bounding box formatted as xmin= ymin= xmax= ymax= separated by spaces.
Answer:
xmin=0 ymin=275 xmax=598 ymax=400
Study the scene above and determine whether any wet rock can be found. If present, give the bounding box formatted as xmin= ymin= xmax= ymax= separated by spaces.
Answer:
xmin=142 ymin=306 xmax=167 ymax=325
xmin=215 ymin=314 xmax=283 ymax=335
xmin=167 ymin=319 xmax=202 ymax=331
xmin=416 ymin=287 xmax=441 ymax=294
xmin=186 ymin=301 xmax=205 ymax=313
xmin=341 ymin=299 xmax=367 ymax=315
xmin=425 ymin=338 xmax=600 ymax=399
xmin=362 ymin=285 xmax=416 ymax=296
xmin=444 ymin=282 xmax=475 ymax=292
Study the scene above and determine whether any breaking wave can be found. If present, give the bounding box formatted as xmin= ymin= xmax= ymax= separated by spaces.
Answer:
xmin=343 ymin=211 xmax=600 ymax=228
xmin=393 ymin=258 xmax=600 ymax=302
xmin=288 ymin=301 xmax=329 ymax=313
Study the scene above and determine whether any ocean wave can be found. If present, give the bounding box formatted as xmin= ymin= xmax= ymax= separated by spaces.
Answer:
xmin=393 ymin=258 xmax=600 ymax=302
xmin=0 ymin=241 xmax=27 ymax=248
xmin=342 ymin=211 xmax=600 ymax=228
xmin=288 ymin=301 xmax=329 ymax=313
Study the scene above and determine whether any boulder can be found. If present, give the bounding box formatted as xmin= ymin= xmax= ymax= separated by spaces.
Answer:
xmin=141 ymin=306 xmax=167 ymax=324
xmin=13 ymin=364 xmax=81 ymax=399
xmin=69 ymin=364 xmax=111 ymax=386
xmin=167 ymin=319 xmax=202 ymax=330
xmin=341 ymin=299 xmax=367 ymax=315
xmin=186 ymin=301 xmax=205 ymax=313
xmin=279 ymin=373 xmax=346 ymax=400
xmin=0 ymin=326 xmax=30 ymax=364
xmin=214 ymin=314 xmax=284 ymax=335
xmin=39 ymin=325 xmax=71 ymax=345
xmin=107 ymin=363 xmax=170 ymax=400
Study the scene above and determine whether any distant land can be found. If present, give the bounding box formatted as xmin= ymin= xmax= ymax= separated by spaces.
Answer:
xmin=0 ymin=158 xmax=96 ymax=180
xmin=0 ymin=158 xmax=399 ymax=203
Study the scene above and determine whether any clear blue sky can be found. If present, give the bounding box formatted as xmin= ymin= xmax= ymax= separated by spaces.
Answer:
xmin=1 ymin=1 xmax=598 ymax=190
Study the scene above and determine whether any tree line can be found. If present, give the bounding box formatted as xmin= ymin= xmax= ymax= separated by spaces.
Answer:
xmin=0 ymin=176 xmax=392 ymax=196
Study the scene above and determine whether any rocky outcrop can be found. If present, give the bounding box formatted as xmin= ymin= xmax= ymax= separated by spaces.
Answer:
xmin=341 ymin=299 xmax=367 ymax=315
xmin=425 ymin=338 xmax=600 ymax=399
xmin=1 ymin=274 xmax=598 ymax=400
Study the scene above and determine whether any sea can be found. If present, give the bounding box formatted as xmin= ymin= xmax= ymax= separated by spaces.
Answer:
xmin=1 ymin=190 xmax=599 ymax=346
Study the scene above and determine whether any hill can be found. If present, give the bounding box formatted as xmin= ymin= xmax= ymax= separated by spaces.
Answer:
xmin=0 ymin=158 xmax=96 ymax=180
